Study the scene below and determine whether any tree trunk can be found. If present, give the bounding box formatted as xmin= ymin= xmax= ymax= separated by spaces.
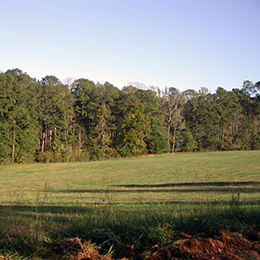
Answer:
xmin=78 ymin=128 xmax=82 ymax=149
xmin=41 ymin=132 xmax=45 ymax=152
xmin=11 ymin=124 xmax=15 ymax=164
xmin=49 ymin=129 xmax=52 ymax=149
xmin=172 ymin=128 xmax=176 ymax=153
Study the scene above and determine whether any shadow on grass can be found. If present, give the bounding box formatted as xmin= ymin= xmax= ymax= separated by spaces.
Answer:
xmin=113 ymin=181 xmax=260 ymax=188
xmin=1 ymin=202 xmax=260 ymax=257
xmin=1 ymin=196 xmax=260 ymax=214
xmin=55 ymin=181 xmax=260 ymax=194
xmin=55 ymin=187 xmax=260 ymax=193
xmin=1 ymin=183 xmax=260 ymax=258
xmin=1 ymin=201 xmax=260 ymax=259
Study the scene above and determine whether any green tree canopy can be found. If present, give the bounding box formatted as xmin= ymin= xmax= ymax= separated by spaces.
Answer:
xmin=119 ymin=103 xmax=151 ymax=156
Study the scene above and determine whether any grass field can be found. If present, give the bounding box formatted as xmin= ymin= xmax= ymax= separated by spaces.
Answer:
xmin=0 ymin=150 xmax=260 ymax=259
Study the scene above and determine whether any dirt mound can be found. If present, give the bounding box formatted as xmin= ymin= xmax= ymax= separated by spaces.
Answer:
xmin=1 ymin=230 xmax=260 ymax=259
xmin=145 ymin=230 xmax=260 ymax=260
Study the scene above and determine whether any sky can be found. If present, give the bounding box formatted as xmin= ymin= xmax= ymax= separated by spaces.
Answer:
xmin=1 ymin=0 xmax=259 ymax=93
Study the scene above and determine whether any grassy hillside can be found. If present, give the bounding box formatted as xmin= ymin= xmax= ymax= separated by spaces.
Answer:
xmin=0 ymin=151 xmax=260 ymax=259
xmin=1 ymin=150 xmax=260 ymax=206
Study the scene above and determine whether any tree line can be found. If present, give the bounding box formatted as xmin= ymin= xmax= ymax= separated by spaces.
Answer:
xmin=0 ymin=68 xmax=259 ymax=164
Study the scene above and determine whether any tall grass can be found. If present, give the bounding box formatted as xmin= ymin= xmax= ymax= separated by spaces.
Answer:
xmin=0 ymin=151 xmax=260 ymax=259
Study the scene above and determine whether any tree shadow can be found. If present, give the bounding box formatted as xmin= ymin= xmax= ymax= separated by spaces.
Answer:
xmin=56 ymin=181 xmax=260 ymax=194
xmin=112 ymin=181 xmax=260 ymax=188
xmin=56 ymin=187 xmax=260 ymax=193
xmin=1 ymin=197 xmax=260 ymax=217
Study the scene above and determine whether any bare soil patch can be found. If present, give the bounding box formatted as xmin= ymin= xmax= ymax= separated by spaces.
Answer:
xmin=117 ymin=229 xmax=260 ymax=260
xmin=1 ymin=230 xmax=260 ymax=260
xmin=144 ymin=230 xmax=260 ymax=260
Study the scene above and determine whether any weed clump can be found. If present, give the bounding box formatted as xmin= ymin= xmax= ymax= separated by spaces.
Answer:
xmin=51 ymin=238 xmax=113 ymax=260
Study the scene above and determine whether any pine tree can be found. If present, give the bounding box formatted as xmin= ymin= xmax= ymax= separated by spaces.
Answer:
xmin=119 ymin=103 xmax=151 ymax=156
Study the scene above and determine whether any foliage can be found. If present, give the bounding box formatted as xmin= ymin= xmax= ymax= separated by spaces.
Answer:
xmin=0 ymin=68 xmax=259 ymax=163
xmin=119 ymin=103 xmax=151 ymax=156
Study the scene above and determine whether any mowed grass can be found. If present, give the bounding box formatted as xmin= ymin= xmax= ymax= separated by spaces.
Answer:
xmin=0 ymin=150 xmax=260 ymax=259
xmin=1 ymin=150 xmax=260 ymax=206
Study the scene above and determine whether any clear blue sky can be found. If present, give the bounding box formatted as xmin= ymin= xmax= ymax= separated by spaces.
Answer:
xmin=1 ymin=0 xmax=259 ymax=92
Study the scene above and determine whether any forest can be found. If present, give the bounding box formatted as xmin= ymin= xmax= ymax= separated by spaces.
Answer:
xmin=0 ymin=68 xmax=259 ymax=164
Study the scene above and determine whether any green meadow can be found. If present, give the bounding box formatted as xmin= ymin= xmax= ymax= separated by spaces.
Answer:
xmin=1 ymin=150 xmax=260 ymax=259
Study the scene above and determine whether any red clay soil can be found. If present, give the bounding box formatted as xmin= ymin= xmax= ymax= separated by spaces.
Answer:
xmin=1 ymin=230 xmax=260 ymax=260
xmin=143 ymin=230 xmax=260 ymax=260
xmin=51 ymin=230 xmax=260 ymax=260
